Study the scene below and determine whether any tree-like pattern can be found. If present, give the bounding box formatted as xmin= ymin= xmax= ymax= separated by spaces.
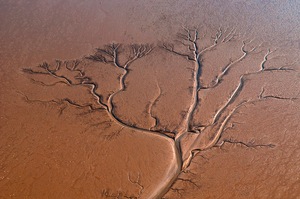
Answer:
xmin=22 ymin=27 xmax=297 ymax=198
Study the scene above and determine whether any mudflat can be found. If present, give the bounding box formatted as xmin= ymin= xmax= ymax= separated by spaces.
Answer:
xmin=1 ymin=1 xmax=300 ymax=198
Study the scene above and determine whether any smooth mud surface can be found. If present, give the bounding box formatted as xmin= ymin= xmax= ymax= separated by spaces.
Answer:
xmin=1 ymin=1 xmax=300 ymax=198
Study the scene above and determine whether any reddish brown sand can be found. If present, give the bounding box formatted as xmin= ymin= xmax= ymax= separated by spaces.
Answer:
xmin=1 ymin=1 xmax=300 ymax=198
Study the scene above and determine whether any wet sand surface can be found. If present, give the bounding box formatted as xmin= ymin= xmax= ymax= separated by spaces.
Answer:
xmin=1 ymin=0 xmax=300 ymax=198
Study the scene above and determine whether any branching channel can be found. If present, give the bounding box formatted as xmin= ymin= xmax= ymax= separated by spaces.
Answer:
xmin=21 ymin=27 xmax=298 ymax=198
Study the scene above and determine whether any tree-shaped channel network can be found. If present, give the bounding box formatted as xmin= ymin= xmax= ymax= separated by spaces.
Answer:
xmin=22 ymin=27 xmax=297 ymax=198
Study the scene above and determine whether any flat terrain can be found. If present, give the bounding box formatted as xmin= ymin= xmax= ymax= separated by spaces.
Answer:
xmin=1 ymin=1 xmax=300 ymax=198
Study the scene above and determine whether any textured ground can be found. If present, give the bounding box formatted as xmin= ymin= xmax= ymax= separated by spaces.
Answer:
xmin=1 ymin=0 xmax=300 ymax=198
